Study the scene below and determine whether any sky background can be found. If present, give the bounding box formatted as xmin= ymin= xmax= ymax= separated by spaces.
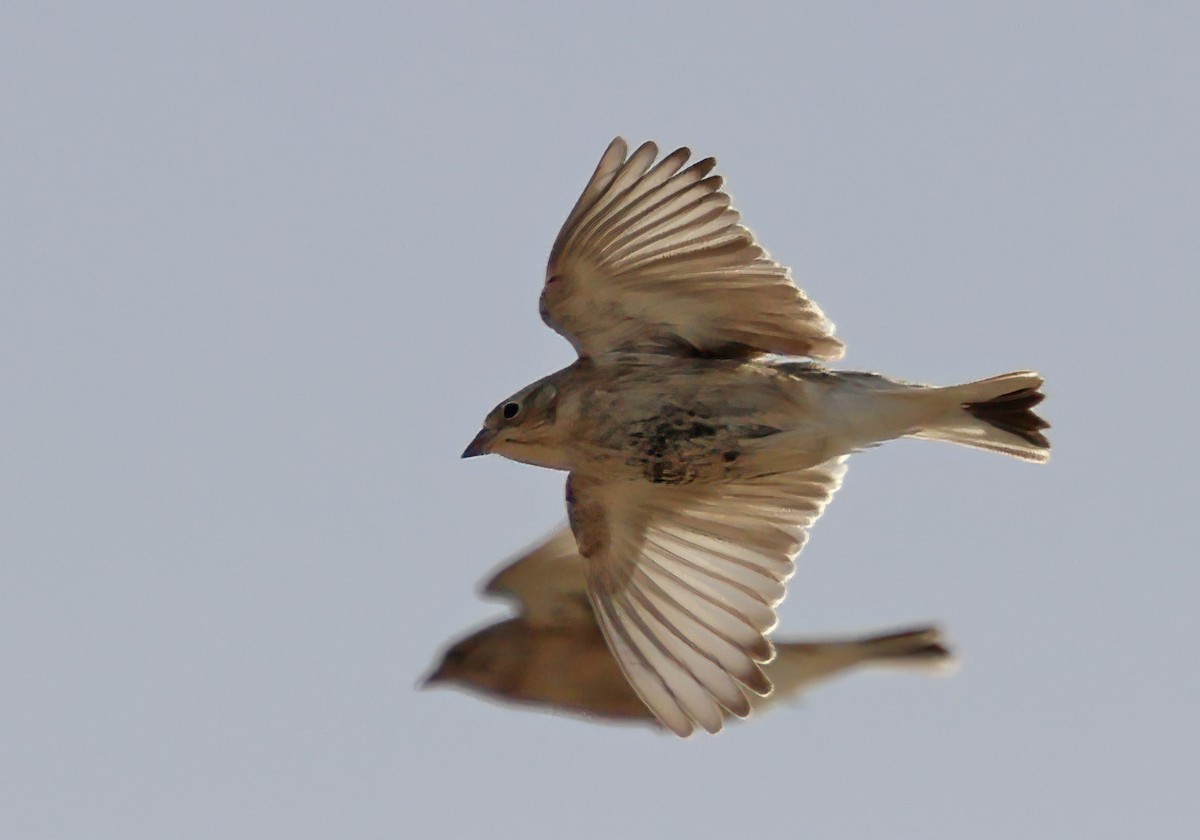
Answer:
xmin=2 ymin=3 xmax=1198 ymax=838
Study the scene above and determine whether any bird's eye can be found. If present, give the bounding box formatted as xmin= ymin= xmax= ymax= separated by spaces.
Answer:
xmin=502 ymin=402 xmax=520 ymax=420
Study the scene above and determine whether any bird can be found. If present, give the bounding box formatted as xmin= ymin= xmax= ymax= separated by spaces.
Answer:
xmin=424 ymin=528 xmax=955 ymax=728
xmin=461 ymin=137 xmax=1049 ymax=736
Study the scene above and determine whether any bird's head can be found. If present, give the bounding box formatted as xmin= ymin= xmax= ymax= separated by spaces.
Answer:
xmin=461 ymin=375 xmax=566 ymax=468
xmin=421 ymin=623 xmax=525 ymax=694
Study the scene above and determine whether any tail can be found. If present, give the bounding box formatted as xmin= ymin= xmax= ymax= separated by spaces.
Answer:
xmin=915 ymin=371 xmax=1050 ymax=463
xmin=754 ymin=626 xmax=956 ymax=709
xmin=853 ymin=626 xmax=957 ymax=672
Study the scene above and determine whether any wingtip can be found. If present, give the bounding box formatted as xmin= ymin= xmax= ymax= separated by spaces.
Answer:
xmin=602 ymin=136 xmax=628 ymax=161
xmin=630 ymin=139 xmax=658 ymax=159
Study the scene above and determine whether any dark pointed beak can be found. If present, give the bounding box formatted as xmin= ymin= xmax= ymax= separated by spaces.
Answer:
xmin=419 ymin=664 xmax=448 ymax=688
xmin=461 ymin=428 xmax=496 ymax=459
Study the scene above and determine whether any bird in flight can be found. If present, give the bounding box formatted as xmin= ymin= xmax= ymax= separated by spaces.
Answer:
xmin=462 ymin=138 xmax=1049 ymax=736
xmin=424 ymin=528 xmax=955 ymax=728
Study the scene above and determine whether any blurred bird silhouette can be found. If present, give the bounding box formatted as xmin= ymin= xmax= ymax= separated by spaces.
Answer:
xmin=424 ymin=529 xmax=954 ymax=728
xmin=462 ymin=138 xmax=1047 ymax=735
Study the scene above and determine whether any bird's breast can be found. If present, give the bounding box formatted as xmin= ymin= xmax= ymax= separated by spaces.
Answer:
xmin=562 ymin=370 xmax=787 ymax=485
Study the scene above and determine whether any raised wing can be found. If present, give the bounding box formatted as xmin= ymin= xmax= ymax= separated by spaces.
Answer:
xmin=482 ymin=527 xmax=593 ymax=626
xmin=540 ymin=138 xmax=845 ymax=361
xmin=565 ymin=457 xmax=849 ymax=736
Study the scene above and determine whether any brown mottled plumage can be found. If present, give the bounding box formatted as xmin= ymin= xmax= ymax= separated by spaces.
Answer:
xmin=461 ymin=138 xmax=1048 ymax=736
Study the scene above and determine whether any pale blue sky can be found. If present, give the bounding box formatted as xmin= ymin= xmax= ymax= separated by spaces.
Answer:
xmin=2 ymin=3 xmax=1197 ymax=838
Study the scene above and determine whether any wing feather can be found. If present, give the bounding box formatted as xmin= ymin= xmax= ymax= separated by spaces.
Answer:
xmin=541 ymin=138 xmax=844 ymax=360
xmin=566 ymin=457 xmax=848 ymax=736
xmin=615 ymin=589 xmax=734 ymax=731
xmin=591 ymin=594 xmax=696 ymax=735
xmin=481 ymin=528 xmax=594 ymax=626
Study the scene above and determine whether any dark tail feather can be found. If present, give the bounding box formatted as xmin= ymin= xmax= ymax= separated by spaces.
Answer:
xmin=914 ymin=371 xmax=1049 ymax=462
xmin=862 ymin=627 xmax=955 ymax=667
xmin=963 ymin=387 xmax=1051 ymax=450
